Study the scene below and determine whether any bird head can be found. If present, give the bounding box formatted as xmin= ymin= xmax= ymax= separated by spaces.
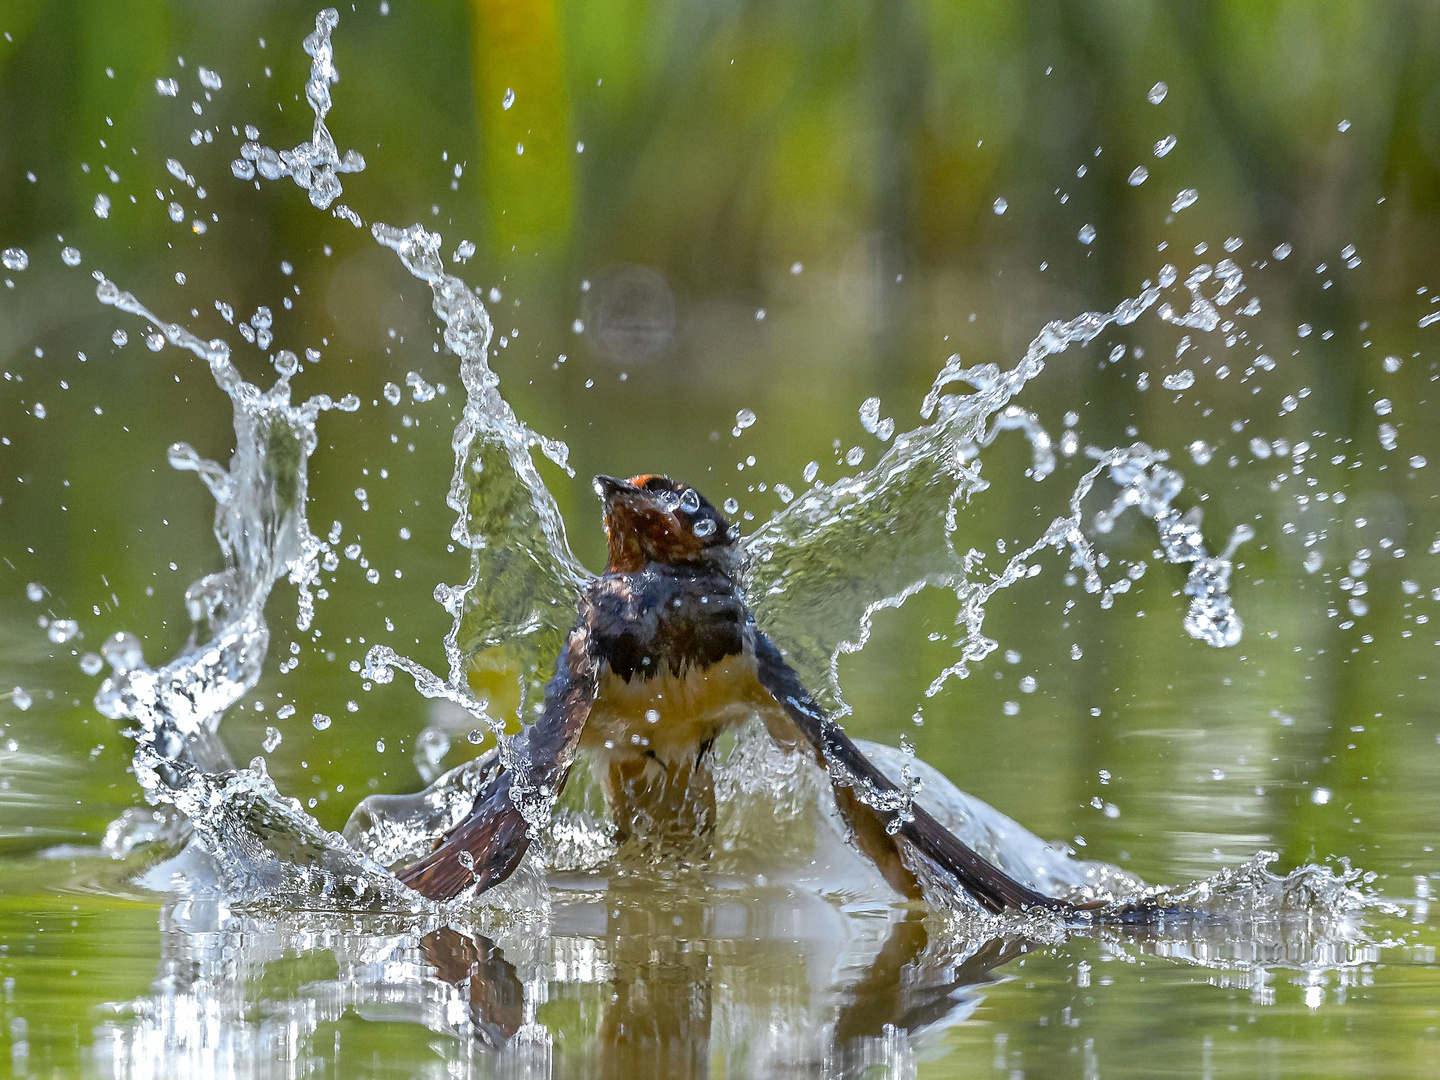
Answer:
xmin=594 ymin=474 xmax=738 ymax=573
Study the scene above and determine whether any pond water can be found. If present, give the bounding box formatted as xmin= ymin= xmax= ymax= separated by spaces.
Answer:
xmin=2 ymin=3 xmax=1439 ymax=1078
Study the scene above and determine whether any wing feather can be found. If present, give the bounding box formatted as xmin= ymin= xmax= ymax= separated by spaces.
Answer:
xmin=398 ymin=628 xmax=598 ymax=901
xmin=752 ymin=628 xmax=1072 ymax=914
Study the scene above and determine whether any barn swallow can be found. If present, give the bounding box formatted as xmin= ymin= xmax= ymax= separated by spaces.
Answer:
xmin=398 ymin=473 xmax=1077 ymax=915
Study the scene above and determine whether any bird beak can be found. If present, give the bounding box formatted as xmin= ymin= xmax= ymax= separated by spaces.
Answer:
xmin=594 ymin=475 xmax=647 ymax=515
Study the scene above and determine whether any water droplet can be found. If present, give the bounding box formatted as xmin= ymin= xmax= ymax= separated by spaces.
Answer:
xmin=405 ymin=371 xmax=436 ymax=402
xmin=79 ymin=653 xmax=103 ymax=676
xmin=722 ymin=497 xmax=739 ymax=514
xmin=198 ymin=66 xmax=222 ymax=91
xmin=1002 ymin=701 xmax=1020 ymax=716
xmin=1272 ymin=242 xmax=1292 ymax=260
xmin=1304 ymin=550 xmax=1323 ymax=574
xmin=1019 ymin=675 xmax=1037 ymax=693
xmin=167 ymin=202 xmax=185 ymax=223
xmin=25 ymin=583 xmax=43 ymax=603
xmin=1188 ymin=440 xmax=1213 ymax=465
xmin=93 ymin=193 xmax=112 ymax=219
xmin=1078 ymin=223 xmax=1096 ymax=245
xmin=845 ymin=446 xmax=864 ymax=466
xmin=1410 ymin=455 xmax=1427 ymax=469
xmin=1378 ymin=422 xmax=1398 ymax=451
xmin=10 ymin=687 xmax=32 ymax=712
xmin=47 ymin=619 xmax=80 ymax=644
xmin=1148 ymin=81 xmax=1168 ymax=104
xmin=1373 ymin=398 xmax=1392 ymax=416
xmin=1127 ymin=165 xmax=1149 ymax=186
xmin=312 ymin=712 xmax=332 ymax=731
xmin=1163 ymin=369 xmax=1195 ymax=390
xmin=61 ymin=247 xmax=81 ymax=267
xmin=1337 ymin=119 xmax=1351 ymax=132
xmin=146 ymin=332 xmax=165 ymax=352
xmin=1170 ymin=188 xmax=1197 ymax=212
xmin=1154 ymin=135 xmax=1177 ymax=158
xmin=992 ymin=197 xmax=1008 ymax=215
xmin=263 ymin=726 xmax=282 ymax=752
xmin=802 ymin=461 xmax=819 ymax=484
xmin=859 ymin=397 xmax=882 ymax=432
xmin=1311 ymin=787 xmax=1331 ymax=806
xmin=1 ymin=248 xmax=28 ymax=272
xmin=1383 ymin=355 xmax=1401 ymax=373
xmin=382 ymin=382 xmax=402 ymax=405
xmin=277 ymin=704 xmax=296 ymax=720
xmin=735 ymin=408 xmax=757 ymax=430
xmin=155 ymin=78 xmax=179 ymax=97
xmin=101 ymin=632 xmax=144 ymax=673
xmin=502 ymin=87 xmax=515 ymax=109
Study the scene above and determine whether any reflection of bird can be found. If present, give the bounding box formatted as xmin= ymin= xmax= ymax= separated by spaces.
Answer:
xmin=399 ymin=474 xmax=1074 ymax=914
xmin=419 ymin=927 xmax=524 ymax=1047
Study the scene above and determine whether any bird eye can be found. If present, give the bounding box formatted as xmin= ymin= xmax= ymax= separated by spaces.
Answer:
xmin=678 ymin=488 xmax=701 ymax=514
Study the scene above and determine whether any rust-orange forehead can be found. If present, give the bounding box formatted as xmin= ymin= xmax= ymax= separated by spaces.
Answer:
xmin=625 ymin=473 xmax=659 ymax=488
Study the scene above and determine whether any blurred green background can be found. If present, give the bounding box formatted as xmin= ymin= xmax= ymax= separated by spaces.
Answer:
xmin=1 ymin=0 xmax=1440 ymax=1075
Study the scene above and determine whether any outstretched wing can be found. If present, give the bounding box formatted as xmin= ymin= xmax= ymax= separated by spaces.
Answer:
xmin=751 ymin=629 xmax=1070 ymax=915
xmin=399 ymin=627 xmax=599 ymax=902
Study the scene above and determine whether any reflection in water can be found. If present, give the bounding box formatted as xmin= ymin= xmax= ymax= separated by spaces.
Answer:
xmin=93 ymin=858 xmax=1391 ymax=1080
xmin=93 ymin=870 xmax=1011 ymax=1080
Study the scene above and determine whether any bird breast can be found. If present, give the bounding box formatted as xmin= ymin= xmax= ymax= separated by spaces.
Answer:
xmin=581 ymin=651 xmax=774 ymax=763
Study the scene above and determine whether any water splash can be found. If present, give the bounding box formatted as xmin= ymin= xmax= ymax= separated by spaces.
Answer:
xmin=745 ymin=263 xmax=1253 ymax=710
xmin=87 ymin=274 xmax=415 ymax=910
xmin=366 ymin=220 xmax=584 ymax=718
xmin=69 ymin=8 xmax=1386 ymax=954
xmin=230 ymin=9 xmax=365 ymax=216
